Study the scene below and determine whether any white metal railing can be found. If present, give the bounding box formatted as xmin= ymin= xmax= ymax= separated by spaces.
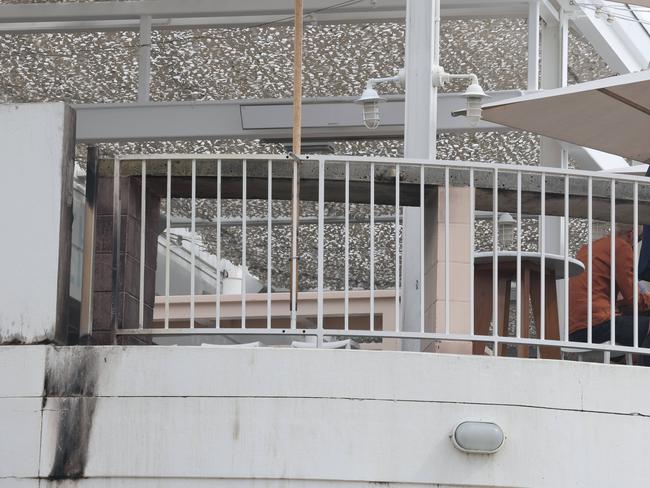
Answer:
xmin=102 ymin=154 xmax=650 ymax=364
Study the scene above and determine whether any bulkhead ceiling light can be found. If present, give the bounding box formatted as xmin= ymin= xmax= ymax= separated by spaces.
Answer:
xmin=451 ymin=421 xmax=505 ymax=454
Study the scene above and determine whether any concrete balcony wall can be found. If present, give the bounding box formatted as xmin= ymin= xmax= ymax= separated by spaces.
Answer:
xmin=0 ymin=103 xmax=75 ymax=344
xmin=2 ymin=345 xmax=650 ymax=487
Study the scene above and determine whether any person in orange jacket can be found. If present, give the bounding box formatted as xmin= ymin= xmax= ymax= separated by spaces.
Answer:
xmin=568 ymin=224 xmax=650 ymax=365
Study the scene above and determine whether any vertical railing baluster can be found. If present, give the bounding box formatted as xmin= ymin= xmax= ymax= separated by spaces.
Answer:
xmin=370 ymin=162 xmax=375 ymax=332
xmin=420 ymin=165 xmax=425 ymax=335
xmin=564 ymin=175 xmax=570 ymax=344
xmin=469 ymin=168 xmax=475 ymax=337
xmin=516 ymin=171 xmax=522 ymax=340
xmin=190 ymin=159 xmax=196 ymax=329
xmin=540 ymin=173 xmax=546 ymax=340
xmin=634 ymin=181 xmax=639 ymax=348
xmin=165 ymin=159 xmax=171 ymax=330
xmin=111 ymin=157 xmax=122 ymax=332
xmin=610 ymin=180 xmax=616 ymax=349
xmin=242 ymin=159 xmax=247 ymax=329
xmin=395 ymin=163 xmax=400 ymax=333
xmin=444 ymin=166 xmax=450 ymax=335
xmin=587 ymin=177 xmax=593 ymax=344
xmin=267 ymin=159 xmax=273 ymax=330
xmin=318 ymin=159 xmax=325 ymax=340
xmin=344 ymin=161 xmax=350 ymax=332
xmin=216 ymin=159 xmax=222 ymax=329
xmin=492 ymin=168 xmax=499 ymax=355
xmin=139 ymin=159 xmax=146 ymax=329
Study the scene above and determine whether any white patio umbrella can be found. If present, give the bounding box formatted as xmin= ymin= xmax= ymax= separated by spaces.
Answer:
xmin=471 ymin=70 xmax=650 ymax=162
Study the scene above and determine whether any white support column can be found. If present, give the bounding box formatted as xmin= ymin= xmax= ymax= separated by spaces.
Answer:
xmin=528 ymin=1 xmax=540 ymax=91
xmin=540 ymin=5 xmax=568 ymax=336
xmin=138 ymin=15 xmax=152 ymax=103
xmin=559 ymin=8 xmax=569 ymax=89
xmin=401 ymin=0 xmax=436 ymax=350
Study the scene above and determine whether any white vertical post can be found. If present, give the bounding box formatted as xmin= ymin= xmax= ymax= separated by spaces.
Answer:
xmin=587 ymin=177 xmax=593 ymax=344
xmin=564 ymin=175 xmax=570 ymax=343
xmin=401 ymin=0 xmax=437 ymax=349
xmin=610 ymin=182 xmax=616 ymax=345
xmin=395 ymin=164 xmax=401 ymax=333
xmin=540 ymin=3 xmax=567 ymax=336
xmin=138 ymin=15 xmax=152 ymax=103
xmin=444 ymin=166 xmax=450 ymax=335
xmin=267 ymin=159 xmax=273 ymax=330
xmin=190 ymin=159 xmax=196 ymax=329
xmin=540 ymin=174 xmax=546 ymax=339
xmin=528 ymin=1 xmax=540 ymax=91
xmin=634 ymin=182 xmax=639 ymax=348
xmin=516 ymin=171 xmax=522 ymax=340
xmin=559 ymin=9 xmax=569 ymax=88
xmin=492 ymin=169 xmax=499 ymax=355
xmin=370 ymin=162 xmax=375 ymax=332
xmin=139 ymin=160 xmax=146 ymax=329
xmin=317 ymin=159 xmax=325 ymax=341
xmin=216 ymin=160 xmax=222 ymax=328
xmin=242 ymin=159 xmax=247 ymax=329
xmin=165 ymin=159 xmax=171 ymax=330
xmin=469 ymin=168 xmax=475 ymax=336
xmin=344 ymin=161 xmax=350 ymax=332
xmin=420 ymin=166 xmax=425 ymax=335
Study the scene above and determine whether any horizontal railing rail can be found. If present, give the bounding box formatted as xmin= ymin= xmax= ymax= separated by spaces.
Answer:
xmin=92 ymin=153 xmax=650 ymax=364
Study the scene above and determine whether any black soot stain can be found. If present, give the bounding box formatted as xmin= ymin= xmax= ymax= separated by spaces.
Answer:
xmin=44 ymin=347 xmax=99 ymax=480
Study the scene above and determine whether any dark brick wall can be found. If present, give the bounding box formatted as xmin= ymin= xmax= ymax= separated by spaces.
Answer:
xmin=90 ymin=176 xmax=160 ymax=345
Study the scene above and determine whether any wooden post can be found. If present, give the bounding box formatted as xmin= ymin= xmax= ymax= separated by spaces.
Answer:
xmin=293 ymin=0 xmax=303 ymax=155
xmin=289 ymin=0 xmax=303 ymax=327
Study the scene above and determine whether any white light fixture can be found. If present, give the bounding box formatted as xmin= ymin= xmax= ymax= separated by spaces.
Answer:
xmin=451 ymin=421 xmax=505 ymax=454
xmin=431 ymin=66 xmax=488 ymax=126
xmin=464 ymin=79 xmax=488 ymax=126
xmin=355 ymin=69 xmax=404 ymax=129
xmin=498 ymin=213 xmax=517 ymax=248
xmin=358 ymin=65 xmax=486 ymax=129
xmin=355 ymin=84 xmax=385 ymax=129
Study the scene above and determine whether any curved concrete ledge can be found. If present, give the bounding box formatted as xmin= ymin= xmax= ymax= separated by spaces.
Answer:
xmin=2 ymin=346 xmax=650 ymax=487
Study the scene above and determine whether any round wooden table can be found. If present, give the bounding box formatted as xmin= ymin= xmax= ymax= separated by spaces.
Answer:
xmin=473 ymin=251 xmax=584 ymax=359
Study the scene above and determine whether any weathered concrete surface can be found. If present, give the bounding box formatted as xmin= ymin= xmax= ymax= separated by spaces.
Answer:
xmin=2 ymin=345 xmax=650 ymax=487
xmin=0 ymin=103 xmax=76 ymax=344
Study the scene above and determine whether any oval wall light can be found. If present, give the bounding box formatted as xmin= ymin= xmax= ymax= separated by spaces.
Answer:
xmin=451 ymin=421 xmax=505 ymax=454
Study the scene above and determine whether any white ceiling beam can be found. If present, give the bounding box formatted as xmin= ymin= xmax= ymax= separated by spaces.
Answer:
xmin=72 ymin=90 xmax=523 ymax=143
xmin=557 ymin=0 xmax=650 ymax=74
xmin=0 ymin=0 xmax=533 ymax=33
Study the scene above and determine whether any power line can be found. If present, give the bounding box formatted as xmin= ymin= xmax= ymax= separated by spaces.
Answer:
xmin=572 ymin=1 xmax=650 ymax=27
xmin=150 ymin=0 xmax=367 ymax=49
xmin=250 ymin=0 xmax=366 ymax=29
xmin=0 ymin=0 xmax=370 ymax=60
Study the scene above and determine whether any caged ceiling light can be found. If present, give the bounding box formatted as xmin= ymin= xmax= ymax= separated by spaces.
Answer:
xmin=355 ymin=84 xmax=385 ymax=129
xmin=498 ymin=213 xmax=517 ymax=248
xmin=355 ymin=69 xmax=404 ymax=129
xmin=357 ymin=65 xmax=487 ymax=129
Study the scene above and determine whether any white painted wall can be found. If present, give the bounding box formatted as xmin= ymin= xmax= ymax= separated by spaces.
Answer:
xmin=0 ymin=103 xmax=75 ymax=343
xmin=3 ymin=346 xmax=650 ymax=487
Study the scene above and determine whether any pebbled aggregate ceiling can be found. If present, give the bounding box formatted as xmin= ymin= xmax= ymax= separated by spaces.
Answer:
xmin=1 ymin=1 xmax=615 ymax=291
